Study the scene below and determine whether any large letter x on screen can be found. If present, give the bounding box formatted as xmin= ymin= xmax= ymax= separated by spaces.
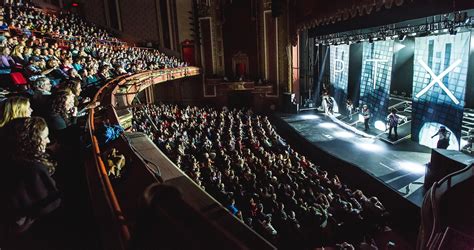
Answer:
xmin=415 ymin=59 xmax=461 ymax=105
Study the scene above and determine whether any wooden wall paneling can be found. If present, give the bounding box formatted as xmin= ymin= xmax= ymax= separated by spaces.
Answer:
xmin=263 ymin=10 xmax=279 ymax=97
xmin=199 ymin=17 xmax=217 ymax=97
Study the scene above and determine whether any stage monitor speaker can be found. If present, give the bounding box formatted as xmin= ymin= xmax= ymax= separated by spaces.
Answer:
xmin=425 ymin=149 xmax=474 ymax=188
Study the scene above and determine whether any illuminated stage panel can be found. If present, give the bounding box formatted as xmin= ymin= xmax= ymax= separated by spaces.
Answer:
xmin=329 ymin=45 xmax=350 ymax=112
xmin=359 ymin=40 xmax=394 ymax=125
xmin=412 ymin=33 xmax=470 ymax=150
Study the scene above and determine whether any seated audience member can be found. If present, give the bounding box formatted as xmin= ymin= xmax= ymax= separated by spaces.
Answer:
xmin=45 ymin=88 xmax=78 ymax=144
xmin=66 ymin=80 xmax=93 ymax=111
xmin=0 ymin=96 xmax=32 ymax=128
xmin=0 ymin=47 xmax=16 ymax=73
xmin=11 ymin=45 xmax=25 ymax=66
xmin=44 ymin=58 xmax=68 ymax=86
xmin=132 ymin=104 xmax=391 ymax=248
xmin=30 ymin=77 xmax=52 ymax=117
xmin=0 ymin=117 xmax=60 ymax=234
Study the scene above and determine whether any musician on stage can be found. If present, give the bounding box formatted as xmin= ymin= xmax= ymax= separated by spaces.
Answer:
xmin=322 ymin=91 xmax=334 ymax=115
xmin=386 ymin=109 xmax=399 ymax=140
xmin=362 ymin=104 xmax=370 ymax=131
xmin=346 ymin=99 xmax=353 ymax=119
xmin=431 ymin=126 xmax=451 ymax=149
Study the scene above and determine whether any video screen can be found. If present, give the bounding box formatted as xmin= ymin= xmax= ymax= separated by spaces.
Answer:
xmin=329 ymin=45 xmax=350 ymax=113
xmin=359 ymin=40 xmax=394 ymax=124
xmin=412 ymin=32 xmax=470 ymax=150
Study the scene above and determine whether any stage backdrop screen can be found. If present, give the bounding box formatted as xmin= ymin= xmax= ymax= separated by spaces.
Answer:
xmin=359 ymin=40 xmax=394 ymax=125
xmin=329 ymin=45 xmax=350 ymax=113
xmin=412 ymin=33 xmax=470 ymax=150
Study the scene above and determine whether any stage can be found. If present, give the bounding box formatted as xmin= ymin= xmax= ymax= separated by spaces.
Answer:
xmin=273 ymin=111 xmax=431 ymax=208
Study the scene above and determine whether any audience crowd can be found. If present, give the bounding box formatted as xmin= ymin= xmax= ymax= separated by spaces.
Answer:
xmin=0 ymin=2 xmax=393 ymax=249
xmin=0 ymin=2 xmax=184 ymax=246
xmin=132 ymin=104 xmax=390 ymax=248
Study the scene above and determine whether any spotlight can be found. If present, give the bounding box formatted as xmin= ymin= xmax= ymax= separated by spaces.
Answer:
xmin=449 ymin=27 xmax=457 ymax=35
xmin=419 ymin=31 xmax=431 ymax=37
xmin=300 ymin=114 xmax=320 ymax=120
xmin=334 ymin=131 xmax=355 ymax=138
xmin=319 ymin=122 xmax=338 ymax=129
xmin=398 ymin=161 xmax=426 ymax=174
xmin=356 ymin=142 xmax=384 ymax=153
xmin=374 ymin=120 xmax=386 ymax=131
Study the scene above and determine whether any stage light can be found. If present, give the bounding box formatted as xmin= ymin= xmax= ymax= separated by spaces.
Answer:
xmin=319 ymin=122 xmax=338 ymax=129
xmin=300 ymin=114 xmax=320 ymax=120
xmin=419 ymin=31 xmax=431 ymax=37
xmin=398 ymin=161 xmax=426 ymax=174
xmin=356 ymin=142 xmax=384 ymax=153
xmin=374 ymin=120 xmax=386 ymax=131
xmin=334 ymin=131 xmax=355 ymax=138
xmin=449 ymin=27 xmax=457 ymax=35
xmin=394 ymin=42 xmax=406 ymax=53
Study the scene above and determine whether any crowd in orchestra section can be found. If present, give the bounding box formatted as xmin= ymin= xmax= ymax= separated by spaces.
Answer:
xmin=132 ymin=104 xmax=390 ymax=248
xmin=0 ymin=1 xmax=397 ymax=249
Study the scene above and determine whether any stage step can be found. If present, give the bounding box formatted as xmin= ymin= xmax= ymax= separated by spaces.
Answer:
xmin=464 ymin=108 xmax=474 ymax=113
xmin=462 ymin=125 xmax=474 ymax=132
xmin=463 ymin=120 xmax=474 ymax=126
xmin=462 ymin=109 xmax=474 ymax=136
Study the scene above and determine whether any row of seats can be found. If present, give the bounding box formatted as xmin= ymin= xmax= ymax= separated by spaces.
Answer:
xmin=132 ymin=104 xmax=391 ymax=249
xmin=0 ymin=2 xmax=185 ymax=249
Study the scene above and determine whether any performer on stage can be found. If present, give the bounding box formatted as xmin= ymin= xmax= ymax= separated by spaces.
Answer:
xmin=431 ymin=126 xmax=451 ymax=149
xmin=461 ymin=128 xmax=474 ymax=153
xmin=362 ymin=104 xmax=370 ymax=131
xmin=386 ymin=109 xmax=399 ymax=140
xmin=346 ymin=99 xmax=353 ymax=119
xmin=322 ymin=91 xmax=334 ymax=115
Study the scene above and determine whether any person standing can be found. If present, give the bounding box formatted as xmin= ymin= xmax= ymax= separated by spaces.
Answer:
xmin=431 ymin=126 xmax=451 ymax=149
xmin=346 ymin=99 xmax=353 ymax=119
xmin=322 ymin=91 xmax=333 ymax=115
xmin=362 ymin=104 xmax=370 ymax=131
xmin=386 ymin=109 xmax=399 ymax=140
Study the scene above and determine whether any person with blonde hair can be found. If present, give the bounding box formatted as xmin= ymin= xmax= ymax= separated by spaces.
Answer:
xmin=0 ymin=95 xmax=33 ymax=127
xmin=11 ymin=44 xmax=25 ymax=65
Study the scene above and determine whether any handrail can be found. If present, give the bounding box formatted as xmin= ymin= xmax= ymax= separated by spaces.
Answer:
xmin=87 ymin=67 xmax=200 ymax=248
xmin=88 ymin=76 xmax=131 ymax=245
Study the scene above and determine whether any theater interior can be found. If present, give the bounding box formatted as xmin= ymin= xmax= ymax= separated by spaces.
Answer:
xmin=0 ymin=0 xmax=473 ymax=249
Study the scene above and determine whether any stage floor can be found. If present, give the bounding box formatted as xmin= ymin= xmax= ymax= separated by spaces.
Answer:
xmin=276 ymin=111 xmax=432 ymax=207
